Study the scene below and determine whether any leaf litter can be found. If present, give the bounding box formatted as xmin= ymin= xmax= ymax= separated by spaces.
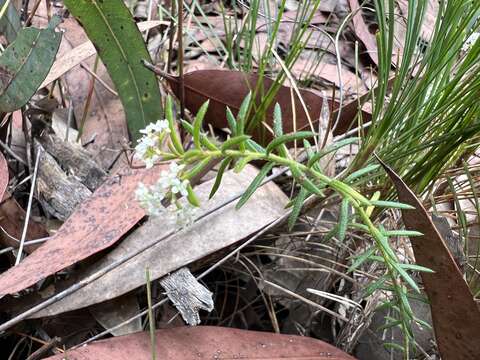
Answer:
xmin=0 ymin=1 xmax=477 ymax=359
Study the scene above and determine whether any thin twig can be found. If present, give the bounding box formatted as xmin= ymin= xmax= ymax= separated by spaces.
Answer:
xmin=0 ymin=139 xmax=27 ymax=166
xmin=24 ymin=0 xmax=42 ymax=26
xmin=79 ymin=63 xmax=119 ymax=96
xmin=15 ymin=149 xmax=41 ymax=266
xmin=177 ymin=0 xmax=185 ymax=120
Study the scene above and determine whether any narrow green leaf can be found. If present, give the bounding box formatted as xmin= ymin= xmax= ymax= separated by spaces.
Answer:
xmin=165 ymin=96 xmax=184 ymax=154
xmin=236 ymin=162 xmax=274 ymax=209
xmin=288 ymin=187 xmax=308 ymax=231
xmin=266 ymin=131 xmax=315 ymax=154
xmin=186 ymin=184 xmax=200 ymax=207
xmin=338 ymin=198 xmax=349 ymax=242
xmin=245 ymin=139 xmax=265 ymax=153
xmin=64 ymin=0 xmax=162 ymax=141
xmin=0 ymin=17 xmax=62 ymax=112
xmin=383 ymin=230 xmax=423 ymax=237
xmin=221 ymin=135 xmax=251 ymax=152
xmin=183 ymin=156 xmax=211 ymax=180
xmin=226 ymin=107 xmax=237 ymax=135
xmin=233 ymin=155 xmax=256 ymax=173
xmin=236 ymin=91 xmax=252 ymax=136
xmin=349 ymin=246 xmax=376 ymax=272
xmin=393 ymin=262 xmax=421 ymax=293
xmin=307 ymin=138 xmax=359 ymax=168
xmin=290 ymin=164 xmax=325 ymax=197
xmin=344 ymin=164 xmax=380 ymax=183
xmin=399 ymin=264 xmax=435 ymax=273
xmin=181 ymin=120 xmax=218 ymax=151
xmin=209 ymin=157 xmax=232 ymax=199
xmin=193 ymin=100 xmax=210 ymax=150
xmin=370 ymin=200 xmax=415 ymax=210
xmin=273 ymin=103 xmax=283 ymax=137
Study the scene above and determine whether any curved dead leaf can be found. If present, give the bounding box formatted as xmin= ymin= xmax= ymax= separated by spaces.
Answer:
xmin=164 ymin=69 xmax=371 ymax=140
xmin=378 ymin=157 xmax=480 ymax=359
xmin=0 ymin=164 xmax=166 ymax=296
xmin=44 ymin=326 xmax=357 ymax=360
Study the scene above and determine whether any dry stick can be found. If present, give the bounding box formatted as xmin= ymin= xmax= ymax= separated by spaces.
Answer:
xmin=24 ymin=0 xmax=42 ymax=26
xmin=177 ymin=0 xmax=185 ymax=120
xmin=76 ymin=56 xmax=100 ymax=142
xmin=166 ymin=0 xmax=176 ymax=72
xmin=79 ymin=63 xmax=119 ymax=96
xmin=15 ymin=149 xmax=41 ymax=266
xmin=0 ymin=139 xmax=27 ymax=166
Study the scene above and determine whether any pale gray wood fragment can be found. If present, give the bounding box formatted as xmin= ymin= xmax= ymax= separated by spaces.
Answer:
xmin=36 ymin=143 xmax=91 ymax=221
xmin=160 ymin=267 xmax=213 ymax=326
xmin=38 ymin=133 xmax=107 ymax=191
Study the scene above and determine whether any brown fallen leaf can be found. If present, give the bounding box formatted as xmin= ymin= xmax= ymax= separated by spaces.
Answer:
xmin=397 ymin=0 xmax=438 ymax=42
xmin=0 ymin=197 xmax=50 ymax=254
xmin=44 ymin=326 xmax=357 ymax=360
xmin=40 ymin=20 xmax=166 ymax=89
xmin=23 ymin=165 xmax=288 ymax=317
xmin=348 ymin=0 xmax=379 ymax=66
xmin=162 ymin=69 xmax=371 ymax=139
xmin=0 ymin=164 xmax=167 ymax=296
xmin=0 ymin=152 xmax=49 ymax=253
xmin=378 ymin=157 xmax=480 ymax=359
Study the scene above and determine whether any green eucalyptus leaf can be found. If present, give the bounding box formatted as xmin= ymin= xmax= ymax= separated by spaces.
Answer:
xmin=0 ymin=0 xmax=21 ymax=43
xmin=63 ymin=0 xmax=162 ymax=141
xmin=0 ymin=17 xmax=62 ymax=112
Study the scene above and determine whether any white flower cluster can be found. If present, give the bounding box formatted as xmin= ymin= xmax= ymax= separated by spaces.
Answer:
xmin=135 ymin=162 xmax=197 ymax=228
xmin=135 ymin=119 xmax=170 ymax=168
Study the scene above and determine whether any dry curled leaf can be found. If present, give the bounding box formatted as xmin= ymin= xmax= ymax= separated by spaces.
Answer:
xmin=165 ymin=69 xmax=370 ymax=139
xmin=45 ymin=326 xmax=357 ymax=360
xmin=379 ymin=157 xmax=480 ymax=359
xmin=0 ymin=164 xmax=166 ymax=296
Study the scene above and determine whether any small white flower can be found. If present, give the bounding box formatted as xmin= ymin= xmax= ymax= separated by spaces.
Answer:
xmin=135 ymin=182 xmax=165 ymax=216
xmin=136 ymin=161 xmax=196 ymax=228
xmin=170 ymin=178 xmax=189 ymax=197
xmin=170 ymin=203 xmax=197 ymax=228
xmin=140 ymin=119 xmax=170 ymax=136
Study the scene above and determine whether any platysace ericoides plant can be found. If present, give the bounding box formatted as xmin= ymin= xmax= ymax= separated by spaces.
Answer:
xmin=134 ymin=94 xmax=429 ymax=354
